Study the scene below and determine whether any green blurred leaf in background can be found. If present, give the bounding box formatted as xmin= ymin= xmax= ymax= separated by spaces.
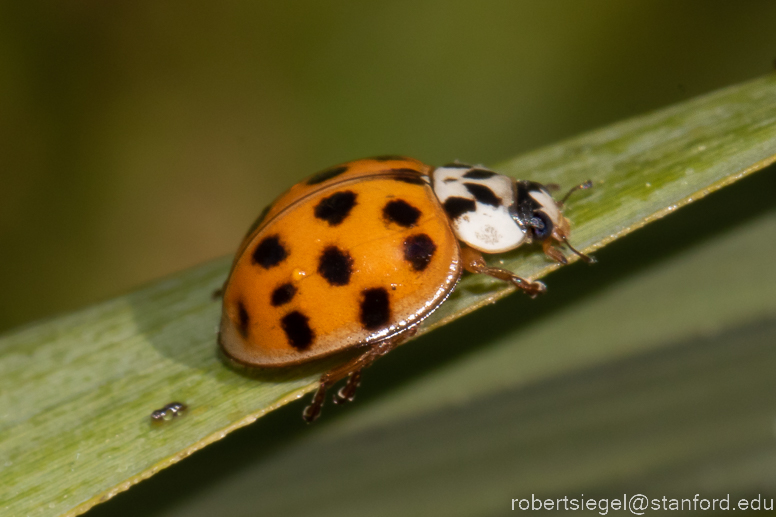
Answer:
xmin=2 ymin=0 xmax=776 ymax=331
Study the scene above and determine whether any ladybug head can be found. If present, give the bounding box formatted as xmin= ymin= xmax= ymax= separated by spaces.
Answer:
xmin=513 ymin=181 xmax=564 ymax=241
xmin=513 ymin=180 xmax=595 ymax=263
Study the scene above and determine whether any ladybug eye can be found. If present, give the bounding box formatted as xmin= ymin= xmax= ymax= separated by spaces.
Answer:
xmin=531 ymin=211 xmax=553 ymax=240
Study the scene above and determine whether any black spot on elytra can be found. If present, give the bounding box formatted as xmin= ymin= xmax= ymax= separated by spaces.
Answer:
xmin=463 ymin=168 xmax=497 ymax=180
xmin=387 ymin=167 xmax=420 ymax=175
xmin=281 ymin=311 xmax=314 ymax=350
xmin=403 ymin=233 xmax=437 ymax=271
xmin=443 ymin=197 xmax=476 ymax=219
xmin=373 ymin=155 xmax=407 ymax=161
xmin=464 ymin=182 xmax=502 ymax=207
xmin=314 ymin=191 xmax=357 ymax=226
xmin=318 ymin=246 xmax=353 ymax=286
xmin=383 ymin=199 xmax=421 ymax=228
xmin=252 ymin=235 xmax=287 ymax=268
xmin=307 ymin=165 xmax=348 ymax=185
xmin=394 ymin=175 xmax=427 ymax=185
xmin=271 ymin=283 xmax=297 ymax=306
xmin=237 ymin=300 xmax=250 ymax=338
xmin=360 ymin=287 xmax=391 ymax=330
xmin=442 ymin=162 xmax=473 ymax=168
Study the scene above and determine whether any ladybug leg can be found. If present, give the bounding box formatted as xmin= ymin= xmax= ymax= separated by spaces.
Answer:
xmin=211 ymin=283 xmax=225 ymax=300
xmin=333 ymin=370 xmax=362 ymax=405
xmin=561 ymin=237 xmax=596 ymax=264
xmin=542 ymin=239 xmax=568 ymax=265
xmin=550 ymin=217 xmax=595 ymax=264
xmin=302 ymin=330 xmax=415 ymax=422
xmin=461 ymin=245 xmax=546 ymax=298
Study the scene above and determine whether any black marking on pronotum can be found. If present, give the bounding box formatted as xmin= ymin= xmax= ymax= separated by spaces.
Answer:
xmin=463 ymin=168 xmax=497 ymax=180
xmin=318 ymin=246 xmax=354 ymax=286
xmin=308 ymin=165 xmax=349 ymax=185
xmin=516 ymin=181 xmax=545 ymax=210
xmin=403 ymin=233 xmax=437 ymax=272
xmin=443 ymin=197 xmax=477 ymax=219
xmin=464 ymin=182 xmax=501 ymax=207
xmin=360 ymin=287 xmax=391 ymax=330
xmin=252 ymin=235 xmax=287 ymax=268
xmin=314 ymin=191 xmax=357 ymax=226
xmin=373 ymin=155 xmax=407 ymax=161
xmin=442 ymin=162 xmax=473 ymax=168
xmin=237 ymin=300 xmax=250 ymax=337
xmin=281 ymin=311 xmax=314 ymax=350
xmin=271 ymin=283 xmax=297 ymax=306
xmin=514 ymin=180 xmax=543 ymax=226
xmin=515 ymin=181 xmax=541 ymax=212
xmin=383 ymin=199 xmax=421 ymax=228
xmin=443 ymin=177 xmax=457 ymax=183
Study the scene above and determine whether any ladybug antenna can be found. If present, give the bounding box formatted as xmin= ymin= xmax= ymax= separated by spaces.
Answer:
xmin=560 ymin=180 xmax=593 ymax=205
xmin=562 ymin=237 xmax=596 ymax=264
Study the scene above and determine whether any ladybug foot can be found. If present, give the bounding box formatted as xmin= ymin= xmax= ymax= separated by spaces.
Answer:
xmin=303 ymin=382 xmax=328 ymax=423
xmin=518 ymin=279 xmax=546 ymax=298
xmin=542 ymin=240 xmax=568 ymax=265
xmin=333 ymin=371 xmax=362 ymax=405
xmin=302 ymin=405 xmax=320 ymax=423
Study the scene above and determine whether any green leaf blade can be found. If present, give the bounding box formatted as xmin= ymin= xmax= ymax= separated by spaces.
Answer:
xmin=2 ymin=74 xmax=776 ymax=517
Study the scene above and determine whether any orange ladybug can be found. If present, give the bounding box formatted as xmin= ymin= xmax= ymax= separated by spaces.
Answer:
xmin=219 ymin=156 xmax=593 ymax=422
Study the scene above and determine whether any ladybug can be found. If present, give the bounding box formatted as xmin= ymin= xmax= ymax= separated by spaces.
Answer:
xmin=218 ymin=156 xmax=593 ymax=422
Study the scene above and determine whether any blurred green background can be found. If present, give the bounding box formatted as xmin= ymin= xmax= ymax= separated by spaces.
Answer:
xmin=2 ymin=0 xmax=776 ymax=333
